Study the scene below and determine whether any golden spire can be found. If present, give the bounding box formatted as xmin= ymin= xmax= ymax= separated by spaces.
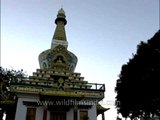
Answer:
xmin=51 ymin=8 xmax=68 ymax=49
xmin=53 ymin=8 xmax=67 ymax=40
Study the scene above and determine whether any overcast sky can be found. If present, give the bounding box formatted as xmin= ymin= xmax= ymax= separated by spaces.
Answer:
xmin=1 ymin=0 xmax=159 ymax=119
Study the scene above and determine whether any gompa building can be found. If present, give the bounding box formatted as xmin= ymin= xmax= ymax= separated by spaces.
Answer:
xmin=9 ymin=8 xmax=108 ymax=120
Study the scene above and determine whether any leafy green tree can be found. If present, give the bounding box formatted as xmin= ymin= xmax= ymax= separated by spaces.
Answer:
xmin=0 ymin=67 xmax=27 ymax=120
xmin=115 ymin=30 xmax=160 ymax=119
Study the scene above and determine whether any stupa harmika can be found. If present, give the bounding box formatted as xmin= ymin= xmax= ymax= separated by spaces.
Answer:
xmin=10 ymin=8 xmax=108 ymax=120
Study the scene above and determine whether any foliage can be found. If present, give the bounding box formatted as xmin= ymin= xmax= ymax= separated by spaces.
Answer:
xmin=115 ymin=30 xmax=160 ymax=119
xmin=0 ymin=67 xmax=27 ymax=120
xmin=0 ymin=66 xmax=27 ymax=92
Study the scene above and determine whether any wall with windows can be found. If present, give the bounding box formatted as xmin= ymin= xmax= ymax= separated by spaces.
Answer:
xmin=14 ymin=97 xmax=39 ymax=120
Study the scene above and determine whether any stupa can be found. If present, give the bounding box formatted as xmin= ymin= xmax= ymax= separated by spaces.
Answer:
xmin=9 ymin=8 xmax=108 ymax=120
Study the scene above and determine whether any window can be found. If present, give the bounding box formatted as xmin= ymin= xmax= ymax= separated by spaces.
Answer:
xmin=80 ymin=110 xmax=88 ymax=120
xmin=26 ymin=108 xmax=36 ymax=120
xmin=50 ymin=111 xmax=66 ymax=120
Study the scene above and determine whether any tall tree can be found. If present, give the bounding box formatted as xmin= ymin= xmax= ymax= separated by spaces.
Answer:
xmin=115 ymin=30 xmax=160 ymax=119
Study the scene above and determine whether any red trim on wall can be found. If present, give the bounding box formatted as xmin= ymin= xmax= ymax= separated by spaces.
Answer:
xmin=43 ymin=110 xmax=47 ymax=120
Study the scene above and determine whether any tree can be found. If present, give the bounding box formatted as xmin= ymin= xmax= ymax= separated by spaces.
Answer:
xmin=0 ymin=67 xmax=27 ymax=120
xmin=115 ymin=30 xmax=160 ymax=119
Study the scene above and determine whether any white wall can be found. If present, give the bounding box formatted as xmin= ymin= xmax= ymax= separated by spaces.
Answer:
xmin=88 ymin=105 xmax=97 ymax=120
xmin=14 ymin=97 xmax=39 ymax=120
xmin=47 ymin=110 xmax=50 ymax=120
xmin=14 ymin=97 xmax=97 ymax=120
xmin=35 ymin=107 xmax=43 ymax=120
xmin=67 ymin=108 xmax=73 ymax=120
xmin=15 ymin=98 xmax=27 ymax=120
xmin=77 ymin=110 xmax=80 ymax=120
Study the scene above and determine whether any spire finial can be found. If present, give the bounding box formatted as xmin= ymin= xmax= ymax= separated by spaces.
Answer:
xmin=58 ymin=8 xmax=65 ymax=15
xmin=51 ymin=8 xmax=68 ymax=49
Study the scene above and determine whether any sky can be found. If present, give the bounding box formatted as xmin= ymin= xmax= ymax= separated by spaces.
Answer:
xmin=1 ymin=0 xmax=159 ymax=120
